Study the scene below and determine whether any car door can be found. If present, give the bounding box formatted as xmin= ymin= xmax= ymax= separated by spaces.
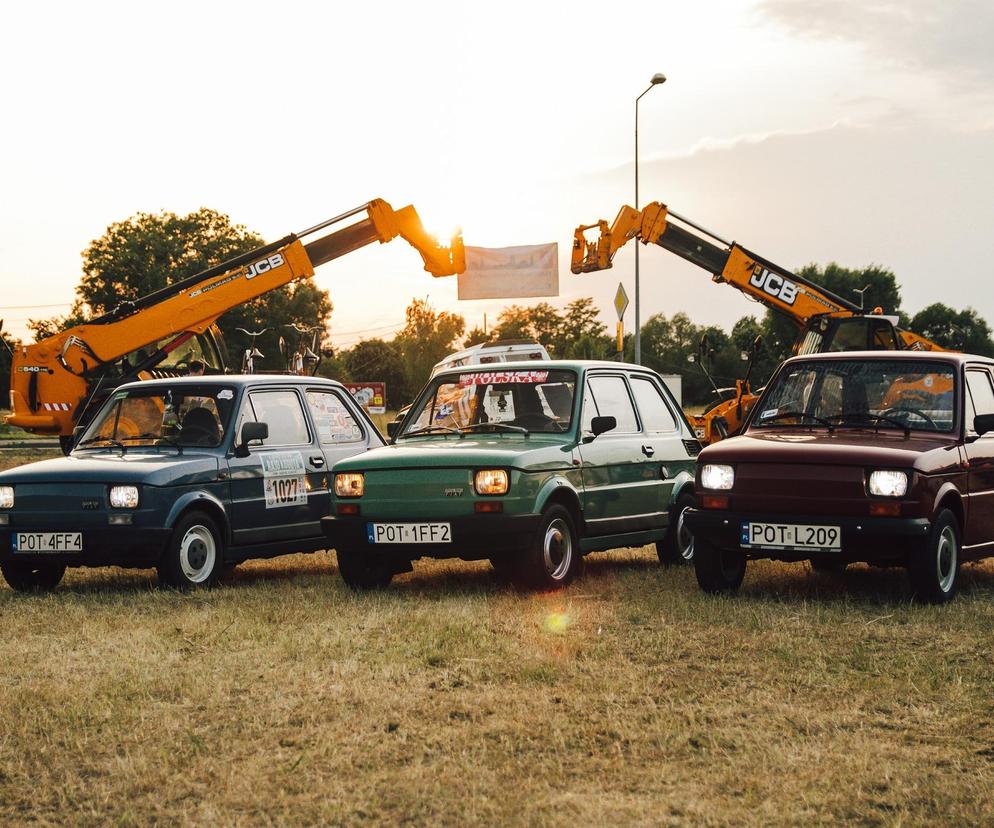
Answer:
xmin=303 ymin=387 xmax=384 ymax=470
xmin=226 ymin=387 xmax=327 ymax=546
xmin=628 ymin=372 xmax=685 ymax=514
xmin=963 ymin=366 xmax=994 ymax=546
xmin=576 ymin=372 xmax=656 ymax=535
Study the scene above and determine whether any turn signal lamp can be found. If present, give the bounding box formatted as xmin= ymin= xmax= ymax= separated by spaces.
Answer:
xmin=335 ymin=473 xmax=365 ymax=498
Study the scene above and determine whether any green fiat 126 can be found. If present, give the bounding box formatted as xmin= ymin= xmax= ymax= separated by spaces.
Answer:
xmin=321 ymin=360 xmax=701 ymax=589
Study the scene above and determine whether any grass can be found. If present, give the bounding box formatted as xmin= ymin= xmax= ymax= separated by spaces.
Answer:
xmin=2 ymin=450 xmax=994 ymax=825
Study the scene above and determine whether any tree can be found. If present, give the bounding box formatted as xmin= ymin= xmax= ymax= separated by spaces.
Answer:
xmin=343 ymin=339 xmax=409 ymax=409
xmin=462 ymin=326 xmax=491 ymax=347
xmin=0 ymin=329 xmax=18 ymax=409
xmin=555 ymin=298 xmax=608 ymax=357
xmin=394 ymin=299 xmax=465 ymax=393
xmin=908 ymin=304 xmax=994 ymax=356
xmin=491 ymin=302 xmax=561 ymax=347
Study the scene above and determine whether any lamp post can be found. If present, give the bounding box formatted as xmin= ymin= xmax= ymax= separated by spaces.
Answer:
xmin=634 ymin=71 xmax=666 ymax=365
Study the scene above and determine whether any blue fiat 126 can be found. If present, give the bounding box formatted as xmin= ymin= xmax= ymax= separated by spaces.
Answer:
xmin=0 ymin=375 xmax=382 ymax=591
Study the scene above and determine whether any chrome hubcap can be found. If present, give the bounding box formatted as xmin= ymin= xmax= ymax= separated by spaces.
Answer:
xmin=179 ymin=525 xmax=216 ymax=583
xmin=936 ymin=525 xmax=957 ymax=593
xmin=543 ymin=518 xmax=573 ymax=580
xmin=677 ymin=505 xmax=695 ymax=562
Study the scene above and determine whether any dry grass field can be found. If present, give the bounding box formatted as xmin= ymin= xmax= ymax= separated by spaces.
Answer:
xmin=2 ymin=448 xmax=994 ymax=825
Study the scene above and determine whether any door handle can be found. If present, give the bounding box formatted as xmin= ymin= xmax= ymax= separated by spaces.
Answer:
xmin=309 ymin=456 xmax=325 ymax=467
xmin=641 ymin=445 xmax=655 ymax=457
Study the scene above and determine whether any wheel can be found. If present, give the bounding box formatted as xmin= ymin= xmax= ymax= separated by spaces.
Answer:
xmin=810 ymin=558 xmax=848 ymax=573
xmin=908 ymin=509 xmax=960 ymax=604
xmin=657 ymin=491 xmax=696 ymax=566
xmin=693 ymin=537 xmax=746 ymax=594
xmin=511 ymin=504 xmax=581 ymax=590
xmin=337 ymin=547 xmax=394 ymax=590
xmin=0 ymin=561 xmax=65 ymax=592
xmin=157 ymin=510 xmax=223 ymax=589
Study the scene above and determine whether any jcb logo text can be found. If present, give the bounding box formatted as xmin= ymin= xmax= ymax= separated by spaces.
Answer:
xmin=245 ymin=253 xmax=286 ymax=280
xmin=749 ymin=266 xmax=798 ymax=306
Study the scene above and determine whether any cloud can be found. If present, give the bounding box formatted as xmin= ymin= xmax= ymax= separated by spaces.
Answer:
xmin=757 ymin=0 xmax=994 ymax=90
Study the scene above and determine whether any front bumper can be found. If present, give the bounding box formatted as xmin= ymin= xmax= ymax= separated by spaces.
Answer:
xmin=685 ymin=508 xmax=931 ymax=564
xmin=0 ymin=526 xmax=172 ymax=568
xmin=322 ymin=513 xmax=543 ymax=560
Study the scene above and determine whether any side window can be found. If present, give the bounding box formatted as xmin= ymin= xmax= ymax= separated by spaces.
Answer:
xmin=306 ymin=390 xmax=364 ymax=445
xmin=966 ymin=370 xmax=994 ymax=431
xmin=581 ymin=383 xmax=599 ymax=432
xmin=587 ymin=376 xmax=639 ymax=433
xmin=630 ymin=377 xmax=678 ymax=432
xmin=249 ymin=390 xmax=310 ymax=446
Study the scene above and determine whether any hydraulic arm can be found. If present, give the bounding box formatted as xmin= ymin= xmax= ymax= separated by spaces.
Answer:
xmin=9 ymin=199 xmax=464 ymax=443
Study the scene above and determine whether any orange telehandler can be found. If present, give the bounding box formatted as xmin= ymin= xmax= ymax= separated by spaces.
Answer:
xmin=571 ymin=200 xmax=945 ymax=443
xmin=8 ymin=199 xmax=464 ymax=452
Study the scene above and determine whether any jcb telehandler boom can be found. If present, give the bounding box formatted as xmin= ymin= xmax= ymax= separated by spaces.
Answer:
xmin=571 ymin=200 xmax=945 ymax=442
xmin=8 ymin=199 xmax=464 ymax=451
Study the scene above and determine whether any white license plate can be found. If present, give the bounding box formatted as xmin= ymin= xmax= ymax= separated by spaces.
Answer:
xmin=741 ymin=522 xmax=841 ymax=551
xmin=367 ymin=523 xmax=451 ymax=544
xmin=13 ymin=532 xmax=83 ymax=553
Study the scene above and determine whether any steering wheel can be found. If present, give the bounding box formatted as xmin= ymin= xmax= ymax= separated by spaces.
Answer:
xmin=512 ymin=413 xmax=561 ymax=431
xmin=880 ymin=406 xmax=937 ymax=429
xmin=179 ymin=425 xmax=216 ymax=446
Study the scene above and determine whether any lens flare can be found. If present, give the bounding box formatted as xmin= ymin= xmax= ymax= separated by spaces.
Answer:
xmin=542 ymin=611 xmax=571 ymax=634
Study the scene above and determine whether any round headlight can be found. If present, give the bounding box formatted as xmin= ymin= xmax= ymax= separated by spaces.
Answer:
xmin=868 ymin=470 xmax=908 ymax=498
xmin=701 ymin=464 xmax=735 ymax=491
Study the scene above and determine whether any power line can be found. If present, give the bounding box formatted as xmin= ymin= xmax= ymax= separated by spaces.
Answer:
xmin=0 ymin=302 xmax=73 ymax=310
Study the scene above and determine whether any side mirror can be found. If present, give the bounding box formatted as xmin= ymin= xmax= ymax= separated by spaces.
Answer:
xmin=387 ymin=421 xmax=400 ymax=440
xmin=591 ymin=415 xmax=617 ymax=437
xmin=234 ymin=421 xmax=268 ymax=457
xmin=975 ymin=413 xmax=994 ymax=436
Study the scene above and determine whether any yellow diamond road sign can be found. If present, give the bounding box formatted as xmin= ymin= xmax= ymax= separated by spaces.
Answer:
xmin=614 ymin=283 xmax=629 ymax=320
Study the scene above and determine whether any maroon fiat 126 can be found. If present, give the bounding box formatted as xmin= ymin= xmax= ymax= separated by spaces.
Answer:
xmin=686 ymin=351 xmax=994 ymax=603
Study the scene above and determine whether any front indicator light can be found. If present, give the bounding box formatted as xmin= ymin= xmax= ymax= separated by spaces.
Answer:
xmin=701 ymin=494 xmax=729 ymax=510
xmin=474 ymin=469 xmax=509 ymax=495
xmin=335 ymin=473 xmax=365 ymax=497
xmin=868 ymin=470 xmax=908 ymax=497
xmin=701 ymin=464 xmax=734 ymax=491
xmin=475 ymin=501 xmax=503 ymax=513
xmin=109 ymin=485 xmax=139 ymax=509
xmin=0 ymin=486 xmax=12 ymax=509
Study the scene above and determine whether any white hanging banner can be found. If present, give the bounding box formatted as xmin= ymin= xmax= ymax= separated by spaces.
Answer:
xmin=457 ymin=243 xmax=559 ymax=300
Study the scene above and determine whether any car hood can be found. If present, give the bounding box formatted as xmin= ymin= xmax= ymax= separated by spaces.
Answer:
xmin=0 ymin=451 xmax=221 ymax=486
xmin=334 ymin=435 xmax=574 ymax=472
xmin=702 ymin=429 xmax=959 ymax=470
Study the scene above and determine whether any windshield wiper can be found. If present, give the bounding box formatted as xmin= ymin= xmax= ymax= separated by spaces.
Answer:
xmin=758 ymin=411 xmax=835 ymax=431
xmin=826 ymin=412 xmax=910 ymax=437
xmin=401 ymin=425 xmax=463 ymax=438
xmin=77 ymin=437 xmax=127 ymax=454
xmin=460 ymin=422 xmax=530 ymax=436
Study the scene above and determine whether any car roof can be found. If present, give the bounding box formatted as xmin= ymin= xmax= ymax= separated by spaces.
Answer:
xmin=432 ymin=358 xmax=658 ymax=375
xmin=115 ymin=374 xmax=347 ymax=392
xmin=782 ymin=350 xmax=994 ymax=368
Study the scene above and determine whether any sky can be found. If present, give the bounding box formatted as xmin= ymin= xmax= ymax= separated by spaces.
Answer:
xmin=1 ymin=0 xmax=992 ymax=352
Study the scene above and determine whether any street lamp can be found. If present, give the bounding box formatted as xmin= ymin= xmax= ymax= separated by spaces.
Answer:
xmin=634 ymin=71 xmax=666 ymax=365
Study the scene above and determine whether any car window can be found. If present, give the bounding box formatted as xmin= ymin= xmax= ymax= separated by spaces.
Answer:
xmin=306 ymin=390 xmax=364 ymax=445
xmin=587 ymin=376 xmax=639 ymax=433
xmin=630 ymin=377 xmax=678 ymax=432
xmin=966 ymin=370 xmax=994 ymax=419
xmin=581 ymin=383 xmax=599 ymax=432
xmin=248 ymin=390 xmax=310 ymax=446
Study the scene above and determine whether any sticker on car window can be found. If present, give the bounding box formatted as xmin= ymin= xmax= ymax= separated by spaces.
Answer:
xmin=218 ymin=389 xmax=234 ymax=400
xmin=459 ymin=370 xmax=549 ymax=386
xmin=761 ymin=408 xmax=778 ymax=419
xmin=260 ymin=451 xmax=307 ymax=508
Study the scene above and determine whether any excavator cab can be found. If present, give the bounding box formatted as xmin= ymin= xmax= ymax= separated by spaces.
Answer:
xmin=795 ymin=315 xmax=902 ymax=356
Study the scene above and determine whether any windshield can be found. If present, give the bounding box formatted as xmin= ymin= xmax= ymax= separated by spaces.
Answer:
xmin=402 ymin=369 xmax=576 ymax=436
xmin=77 ymin=384 xmax=238 ymax=449
xmin=753 ymin=359 xmax=957 ymax=433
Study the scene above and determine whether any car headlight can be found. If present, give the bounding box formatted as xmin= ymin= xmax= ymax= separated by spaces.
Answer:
xmin=868 ymin=470 xmax=908 ymax=497
xmin=335 ymin=473 xmax=365 ymax=497
xmin=0 ymin=486 xmax=13 ymax=509
xmin=475 ymin=469 xmax=509 ymax=495
xmin=109 ymin=485 xmax=139 ymax=509
xmin=701 ymin=464 xmax=735 ymax=491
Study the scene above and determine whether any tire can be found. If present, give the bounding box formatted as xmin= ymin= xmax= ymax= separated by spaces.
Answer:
xmin=511 ymin=504 xmax=581 ymax=590
xmin=908 ymin=509 xmax=960 ymax=604
xmin=0 ymin=561 xmax=66 ymax=592
xmin=337 ymin=547 xmax=394 ymax=590
xmin=657 ymin=491 xmax=696 ymax=566
xmin=810 ymin=558 xmax=848 ymax=573
xmin=157 ymin=510 xmax=223 ymax=589
xmin=693 ymin=537 xmax=746 ymax=594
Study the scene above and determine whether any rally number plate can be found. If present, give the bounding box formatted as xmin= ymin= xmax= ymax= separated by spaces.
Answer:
xmin=741 ymin=522 xmax=841 ymax=551
xmin=13 ymin=532 xmax=83 ymax=554
xmin=367 ymin=523 xmax=452 ymax=544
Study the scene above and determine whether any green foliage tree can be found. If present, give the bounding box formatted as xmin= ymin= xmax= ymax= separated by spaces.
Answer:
xmin=908 ymin=304 xmax=994 ymax=356
xmin=343 ymin=338 xmax=409 ymax=409
xmin=489 ymin=298 xmax=609 ymax=357
xmin=462 ymin=326 xmax=490 ymax=347
xmin=394 ymin=299 xmax=465 ymax=395
xmin=0 ymin=328 xmax=18 ymax=409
